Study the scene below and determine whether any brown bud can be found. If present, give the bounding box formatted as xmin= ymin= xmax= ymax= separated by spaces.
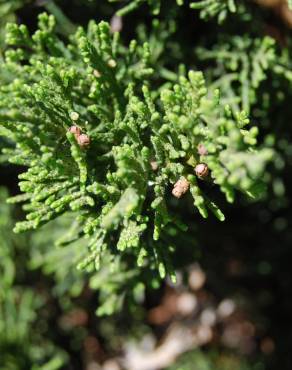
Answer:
xmin=77 ymin=133 xmax=90 ymax=147
xmin=197 ymin=143 xmax=208 ymax=156
xmin=195 ymin=163 xmax=209 ymax=178
xmin=172 ymin=177 xmax=190 ymax=198
xmin=150 ymin=161 xmax=158 ymax=171
xmin=69 ymin=125 xmax=81 ymax=138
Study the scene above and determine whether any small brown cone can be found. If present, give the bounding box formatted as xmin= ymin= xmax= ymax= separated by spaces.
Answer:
xmin=172 ymin=177 xmax=190 ymax=198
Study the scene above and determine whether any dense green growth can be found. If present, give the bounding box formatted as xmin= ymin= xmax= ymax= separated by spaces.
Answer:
xmin=0 ymin=12 xmax=274 ymax=285
xmin=1 ymin=0 xmax=292 ymax=369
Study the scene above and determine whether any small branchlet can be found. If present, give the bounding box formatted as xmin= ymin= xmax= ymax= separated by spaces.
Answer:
xmin=110 ymin=0 xmax=236 ymax=23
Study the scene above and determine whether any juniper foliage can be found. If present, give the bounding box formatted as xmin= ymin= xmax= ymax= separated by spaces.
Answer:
xmin=0 ymin=12 xmax=273 ymax=283
xmin=0 ymin=0 xmax=291 ymax=368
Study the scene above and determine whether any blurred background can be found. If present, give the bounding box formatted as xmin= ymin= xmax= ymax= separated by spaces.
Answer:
xmin=1 ymin=1 xmax=292 ymax=369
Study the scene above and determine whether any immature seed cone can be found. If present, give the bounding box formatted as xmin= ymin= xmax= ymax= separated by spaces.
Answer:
xmin=69 ymin=125 xmax=81 ymax=138
xmin=195 ymin=163 xmax=209 ymax=178
xmin=150 ymin=160 xmax=158 ymax=171
xmin=197 ymin=143 xmax=208 ymax=156
xmin=77 ymin=134 xmax=90 ymax=147
xmin=172 ymin=177 xmax=190 ymax=198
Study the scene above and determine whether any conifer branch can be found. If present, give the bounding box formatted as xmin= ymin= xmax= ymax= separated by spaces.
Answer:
xmin=0 ymin=13 xmax=273 ymax=282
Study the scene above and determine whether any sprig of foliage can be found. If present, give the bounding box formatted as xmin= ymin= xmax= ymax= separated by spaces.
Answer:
xmin=0 ymin=0 xmax=27 ymax=52
xmin=197 ymin=35 xmax=277 ymax=113
xmin=108 ymin=0 xmax=161 ymax=15
xmin=190 ymin=0 xmax=236 ymax=22
xmin=108 ymin=0 xmax=237 ymax=20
